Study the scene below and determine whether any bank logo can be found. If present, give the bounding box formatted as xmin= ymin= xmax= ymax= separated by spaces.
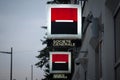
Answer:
xmin=51 ymin=8 xmax=77 ymax=34
xmin=50 ymin=52 xmax=71 ymax=73
xmin=47 ymin=4 xmax=82 ymax=39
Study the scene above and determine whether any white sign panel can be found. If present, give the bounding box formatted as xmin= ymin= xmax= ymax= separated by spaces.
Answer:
xmin=47 ymin=4 xmax=82 ymax=39
xmin=50 ymin=52 xmax=71 ymax=73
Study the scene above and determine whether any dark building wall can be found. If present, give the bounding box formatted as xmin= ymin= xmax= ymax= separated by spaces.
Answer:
xmin=72 ymin=0 xmax=120 ymax=80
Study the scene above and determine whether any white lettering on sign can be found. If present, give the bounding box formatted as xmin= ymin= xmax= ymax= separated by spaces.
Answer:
xmin=53 ymin=40 xmax=75 ymax=46
xmin=53 ymin=74 xmax=67 ymax=79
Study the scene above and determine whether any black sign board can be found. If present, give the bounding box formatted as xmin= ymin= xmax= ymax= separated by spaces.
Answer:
xmin=47 ymin=39 xmax=81 ymax=47
xmin=50 ymin=73 xmax=72 ymax=80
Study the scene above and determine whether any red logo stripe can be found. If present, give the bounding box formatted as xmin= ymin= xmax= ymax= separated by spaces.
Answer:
xmin=52 ymin=54 xmax=68 ymax=62
xmin=51 ymin=8 xmax=77 ymax=22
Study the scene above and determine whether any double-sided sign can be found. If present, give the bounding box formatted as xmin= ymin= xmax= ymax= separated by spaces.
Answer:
xmin=50 ymin=52 xmax=71 ymax=73
xmin=47 ymin=4 xmax=81 ymax=39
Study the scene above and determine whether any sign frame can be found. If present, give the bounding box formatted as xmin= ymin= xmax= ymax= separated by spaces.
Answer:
xmin=50 ymin=52 xmax=71 ymax=73
xmin=47 ymin=4 xmax=82 ymax=39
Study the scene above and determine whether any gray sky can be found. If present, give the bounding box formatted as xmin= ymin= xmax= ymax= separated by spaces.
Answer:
xmin=0 ymin=0 xmax=48 ymax=80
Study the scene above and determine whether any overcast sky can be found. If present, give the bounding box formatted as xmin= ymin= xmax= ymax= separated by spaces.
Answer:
xmin=0 ymin=0 xmax=48 ymax=80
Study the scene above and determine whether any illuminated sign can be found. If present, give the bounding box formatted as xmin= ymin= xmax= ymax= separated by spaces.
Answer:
xmin=53 ymin=40 xmax=75 ymax=46
xmin=47 ymin=4 xmax=82 ymax=39
xmin=47 ymin=39 xmax=81 ymax=47
xmin=50 ymin=52 xmax=71 ymax=73
xmin=53 ymin=74 xmax=67 ymax=79
xmin=50 ymin=73 xmax=71 ymax=80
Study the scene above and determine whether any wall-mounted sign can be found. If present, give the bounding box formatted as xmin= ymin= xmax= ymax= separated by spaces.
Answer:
xmin=47 ymin=39 xmax=81 ymax=47
xmin=47 ymin=4 xmax=82 ymax=39
xmin=50 ymin=52 xmax=71 ymax=73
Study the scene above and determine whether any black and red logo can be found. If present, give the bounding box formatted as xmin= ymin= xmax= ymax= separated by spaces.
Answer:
xmin=51 ymin=8 xmax=78 ymax=34
xmin=50 ymin=52 xmax=71 ymax=73
xmin=52 ymin=54 xmax=69 ymax=70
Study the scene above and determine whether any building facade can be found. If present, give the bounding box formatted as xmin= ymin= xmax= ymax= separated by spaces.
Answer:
xmin=72 ymin=0 xmax=120 ymax=80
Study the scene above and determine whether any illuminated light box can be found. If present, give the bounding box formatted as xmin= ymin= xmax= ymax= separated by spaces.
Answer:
xmin=47 ymin=4 xmax=82 ymax=39
xmin=50 ymin=52 xmax=71 ymax=73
